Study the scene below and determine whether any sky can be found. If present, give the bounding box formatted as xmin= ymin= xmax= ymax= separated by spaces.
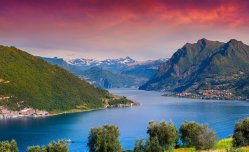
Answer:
xmin=0 ymin=0 xmax=249 ymax=60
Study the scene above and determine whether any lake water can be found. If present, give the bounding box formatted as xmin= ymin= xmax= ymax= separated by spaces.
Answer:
xmin=1 ymin=89 xmax=249 ymax=152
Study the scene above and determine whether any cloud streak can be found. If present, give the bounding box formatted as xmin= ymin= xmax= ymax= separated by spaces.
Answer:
xmin=0 ymin=0 xmax=249 ymax=60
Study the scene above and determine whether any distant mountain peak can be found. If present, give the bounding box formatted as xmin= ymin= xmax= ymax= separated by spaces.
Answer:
xmin=228 ymin=39 xmax=240 ymax=43
xmin=124 ymin=56 xmax=133 ymax=60
xmin=119 ymin=56 xmax=135 ymax=64
xmin=197 ymin=38 xmax=222 ymax=45
xmin=226 ymin=39 xmax=244 ymax=46
xmin=197 ymin=38 xmax=208 ymax=43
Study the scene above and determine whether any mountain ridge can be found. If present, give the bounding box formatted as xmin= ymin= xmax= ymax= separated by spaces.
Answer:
xmin=140 ymin=39 xmax=249 ymax=99
xmin=0 ymin=45 xmax=135 ymax=115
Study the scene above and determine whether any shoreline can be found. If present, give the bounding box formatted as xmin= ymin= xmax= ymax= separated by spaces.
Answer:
xmin=0 ymin=102 xmax=140 ymax=119
xmin=163 ymin=93 xmax=249 ymax=101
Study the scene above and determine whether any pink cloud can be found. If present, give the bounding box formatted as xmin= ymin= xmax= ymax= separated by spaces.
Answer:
xmin=0 ymin=0 xmax=249 ymax=59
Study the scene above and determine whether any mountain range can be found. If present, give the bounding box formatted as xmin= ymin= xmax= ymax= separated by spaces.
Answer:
xmin=66 ymin=56 xmax=136 ymax=73
xmin=140 ymin=39 xmax=249 ymax=99
xmin=41 ymin=56 xmax=165 ymax=88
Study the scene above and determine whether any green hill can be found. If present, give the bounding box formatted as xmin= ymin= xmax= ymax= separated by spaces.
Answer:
xmin=0 ymin=45 xmax=131 ymax=113
xmin=140 ymin=39 xmax=249 ymax=99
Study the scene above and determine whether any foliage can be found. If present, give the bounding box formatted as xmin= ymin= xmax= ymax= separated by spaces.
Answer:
xmin=179 ymin=121 xmax=217 ymax=150
xmin=27 ymin=140 xmax=68 ymax=152
xmin=47 ymin=140 xmax=69 ymax=152
xmin=133 ymin=139 xmax=145 ymax=152
xmin=225 ymin=147 xmax=249 ymax=152
xmin=27 ymin=145 xmax=47 ymax=152
xmin=0 ymin=140 xmax=18 ymax=152
xmin=87 ymin=125 xmax=122 ymax=152
xmin=174 ymin=148 xmax=196 ymax=152
xmin=133 ymin=137 xmax=162 ymax=152
xmin=147 ymin=121 xmax=178 ymax=151
xmin=233 ymin=118 xmax=249 ymax=147
xmin=144 ymin=136 xmax=161 ymax=152
xmin=215 ymin=138 xmax=233 ymax=150
xmin=0 ymin=45 xmax=114 ymax=112
xmin=108 ymin=96 xmax=133 ymax=106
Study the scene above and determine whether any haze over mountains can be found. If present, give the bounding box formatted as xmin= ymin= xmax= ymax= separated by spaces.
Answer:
xmin=41 ymin=38 xmax=249 ymax=99
xmin=140 ymin=39 xmax=249 ymax=99
xmin=41 ymin=56 xmax=166 ymax=88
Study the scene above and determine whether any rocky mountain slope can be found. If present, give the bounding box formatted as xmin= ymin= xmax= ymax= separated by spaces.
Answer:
xmin=140 ymin=39 xmax=249 ymax=99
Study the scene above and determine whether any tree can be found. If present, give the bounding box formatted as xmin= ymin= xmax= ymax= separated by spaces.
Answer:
xmin=179 ymin=121 xmax=217 ymax=150
xmin=233 ymin=118 xmax=249 ymax=147
xmin=27 ymin=146 xmax=47 ymax=152
xmin=47 ymin=140 xmax=68 ymax=152
xmin=87 ymin=125 xmax=122 ymax=152
xmin=133 ymin=139 xmax=145 ymax=152
xmin=26 ymin=140 xmax=68 ymax=152
xmin=0 ymin=140 xmax=18 ymax=152
xmin=144 ymin=136 xmax=161 ymax=152
xmin=147 ymin=121 xmax=178 ymax=151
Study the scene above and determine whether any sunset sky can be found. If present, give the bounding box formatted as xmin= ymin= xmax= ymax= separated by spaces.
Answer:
xmin=0 ymin=0 xmax=249 ymax=60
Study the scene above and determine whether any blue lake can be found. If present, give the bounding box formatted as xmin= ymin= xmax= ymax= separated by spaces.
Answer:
xmin=1 ymin=89 xmax=249 ymax=152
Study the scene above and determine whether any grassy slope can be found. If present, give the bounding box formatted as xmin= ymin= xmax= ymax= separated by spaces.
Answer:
xmin=174 ymin=138 xmax=249 ymax=152
xmin=0 ymin=46 xmax=114 ymax=112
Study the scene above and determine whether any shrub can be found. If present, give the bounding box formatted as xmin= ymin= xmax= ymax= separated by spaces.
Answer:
xmin=147 ymin=121 xmax=178 ymax=151
xmin=46 ymin=140 xmax=68 ymax=152
xmin=215 ymin=138 xmax=232 ymax=150
xmin=87 ymin=125 xmax=122 ymax=152
xmin=179 ymin=121 xmax=217 ymax=150
xmin=144 ymin=136 xmax=161 ymax=152
xmin=27 ymin=145 xmax=47 ymax=152
xmin=0 ymin=140 xmax=18 ymax=152
xmin=27 ymin=140 xmax=68 ymax=152
xmin=133 ymin=139 xmax=145 ymax=152
xmin=133 ymin=137 xmax=162 ymax=152
xmin=233 ymin=118 xmax=249 ymax=147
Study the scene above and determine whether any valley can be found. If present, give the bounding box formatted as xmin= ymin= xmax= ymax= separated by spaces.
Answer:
xmin=41 ymin=56 xmax=165 ymax=89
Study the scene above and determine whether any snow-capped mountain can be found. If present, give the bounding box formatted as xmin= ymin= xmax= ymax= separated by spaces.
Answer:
xmin=66 ymin=56 xmax=135 ymax=66
xmin=65 ymin=56 xmax=136 ymax=73
xmin=41 ymin=56 xmax=167 ymax=88
xmin=65 ymin=58 xmax=99 ymax=66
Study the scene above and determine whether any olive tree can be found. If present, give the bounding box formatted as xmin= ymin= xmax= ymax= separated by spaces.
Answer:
xmin=233 ymin=118 xmax=249 ymax=147
xmin=0 ymin=140 xmax=18 ymax=152
xmin=133 ymin=137 xmax=161 ymax=152
xmin=27 ymin=145 xmax=47 ymax=152
xmin=180 ymin=121 xmax=217 ymax=150
xmin=147 ymin=121 xmax=178 ymax=151
xmin=144 ymin=136 xmax=161 ymax=152
xmin=27 ymin=140 xmax=68 ymax=152
xmin=133 ymin=139 xmax=145 ymax=152
xmin=87 ymin=125 xmax=122 ymax=152
xmin=47 ymin=140 xmax=69 ymax=152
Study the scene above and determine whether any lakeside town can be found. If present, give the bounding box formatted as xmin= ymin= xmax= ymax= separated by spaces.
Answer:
xmin=0 ymin=106 xmax=49 ymax=119
xmin=0 ymin=102 xmax=139 ymax=119
xmin=164 ymin=89 xmax=249 ymax=100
